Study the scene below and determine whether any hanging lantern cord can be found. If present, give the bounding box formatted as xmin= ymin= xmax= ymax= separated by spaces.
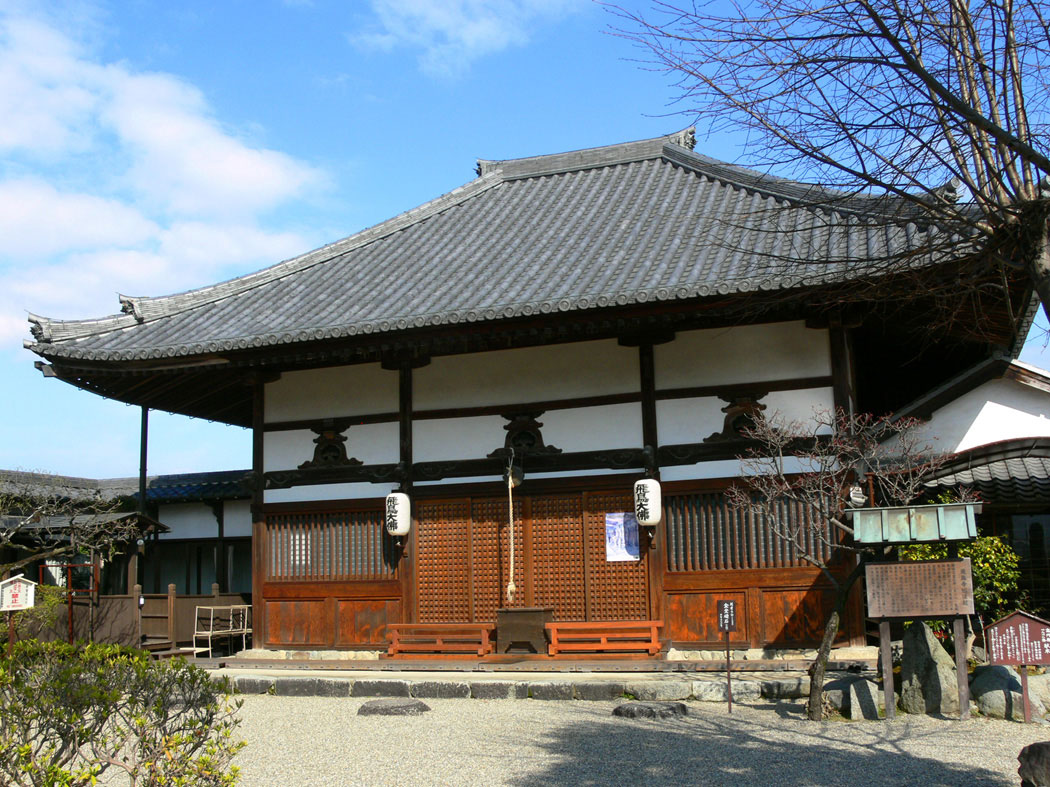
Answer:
xmin=506 ymin=448 xmax=517 ymax=606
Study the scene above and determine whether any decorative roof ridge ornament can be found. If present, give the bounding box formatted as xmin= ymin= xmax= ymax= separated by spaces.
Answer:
xmin=118 ymin=295 xmax=145 ymax=322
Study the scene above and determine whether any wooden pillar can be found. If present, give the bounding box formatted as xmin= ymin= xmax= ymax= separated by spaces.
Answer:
xmin=398 ymin=360 xmax=415 ymax=623
xmin=138 ymin=407 xmax=149 ymax=513
xmin=250 ymin=379 xmax=266 ymax=650
xmin=828 ymin=319 xmax=854 ymax=416
xmin=639 ymin=343 xmax=658 ymax=460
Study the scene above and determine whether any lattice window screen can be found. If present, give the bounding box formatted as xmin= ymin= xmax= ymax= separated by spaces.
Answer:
xmin=415 ymin=499 xmax=472 ymax=623
xmin=470 ymin=498 xmax=526 ymax=623
xmin=266 ymin=510 xmax=395 ymax=581
xmin=663 ymin=491 xmax=833 ymax=572
xmin=530 ymin=495 xmax=586 ymax=621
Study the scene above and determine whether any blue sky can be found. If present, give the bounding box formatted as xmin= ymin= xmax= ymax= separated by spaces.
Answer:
xmin=1 ymin=0 xmax=1047 ymax=479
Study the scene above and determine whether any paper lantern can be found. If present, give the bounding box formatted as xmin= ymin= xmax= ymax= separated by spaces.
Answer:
xmin=384 ymin=492 xmax=411 ymax=536
xmin=633 ymin=478 xmax=661 ymax=526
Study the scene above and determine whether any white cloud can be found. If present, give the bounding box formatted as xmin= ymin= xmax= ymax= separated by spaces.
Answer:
xmin=0 ymin=179 xmax=158 ymax=256
xmin=0 ymin=8 xmax=323 ymax=352
xmin=355 ymin=0 xmax=581 ymax=77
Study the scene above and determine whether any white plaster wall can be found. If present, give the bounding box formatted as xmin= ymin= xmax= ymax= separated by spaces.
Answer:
xmin=656 ymin=388 xmax=835 ymax=445
xmin=265 ymin=362 xmax=397 ymax=422
xmin=157 ymin=503 xmax=218 ymax=541
xmin=223 ymin=500 xmax=252 ymax=538
xmin=414 ymin=415 xmax=507 ymax=462
xmin=654 ymin=321 xmax=830 ymax=388
xmin=541 ymin=404 xmax=642 ymax=451
xmin=915 ymin=378 xmax=1050 ymax=453
xmin=414 ymin=339 xmax=638 ymax=410
xmin=661 ymin=455 xmax=818 ymax=482
xmin=264 ymin=482 xmax=395 ymax=504
xmin=264 ymin=423 xmax=398 ymax=472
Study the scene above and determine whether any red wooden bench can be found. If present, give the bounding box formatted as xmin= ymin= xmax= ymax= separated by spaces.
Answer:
xmin=386 ymin=623 xmax=495 ymax=658
xmin=545 ymin=620 xmax=663 ymax=656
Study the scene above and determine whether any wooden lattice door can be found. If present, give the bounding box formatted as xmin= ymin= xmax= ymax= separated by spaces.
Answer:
xmin=414 ymin=491 xmax=650 ymax=624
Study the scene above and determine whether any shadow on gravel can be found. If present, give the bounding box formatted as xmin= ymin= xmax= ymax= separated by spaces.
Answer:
xmin=509 ymin=704 xmax=1012 ymax=787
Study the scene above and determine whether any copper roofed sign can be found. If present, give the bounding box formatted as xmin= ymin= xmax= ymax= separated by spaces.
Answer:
xmin=865 ymin=559 xmax=974 ymax=619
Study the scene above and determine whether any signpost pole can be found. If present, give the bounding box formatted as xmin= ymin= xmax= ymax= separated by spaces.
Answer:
xmin=879 ymin=620 xmax=895 ymax=720
xmin=952 ymin=616 xmax=969 ymax=720
xmin=725 ymin=628 xmax=732 ymax=714
xmin=1021 ymin=668 xmax=1032 ymax=724
xmin=7 ymin=611 xmax=13 ymax=658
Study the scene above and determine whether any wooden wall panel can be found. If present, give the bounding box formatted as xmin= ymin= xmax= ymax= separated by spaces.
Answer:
xmin=470 ymin=498 xmax=526 ymax=622
xmin=583 ymin=492 xmax=649 ymax=621
xmin=666 ymin=590 xmax=748 ymax=644
xmin=334 ymin=599 xmax=400 ymax=647
xmin=415 ymin=499 xmax=472 ymax=623
xmin=760 ymin=588 xmax=837 ymax=646
xmin=530 ymin=495 xmax=586 ymax=621
xmin=265 ymin=599 xmax=330 ymax=646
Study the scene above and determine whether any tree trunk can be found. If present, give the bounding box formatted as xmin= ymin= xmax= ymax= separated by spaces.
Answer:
xmin=806 ymin=559 xmax=867 ymax=721
xmin=1019 ymin=201 xmax=1050 ymax=325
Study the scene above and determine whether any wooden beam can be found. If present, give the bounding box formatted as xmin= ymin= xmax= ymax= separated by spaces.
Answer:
xmin=251 ymin=379 xmax=267 ymax=649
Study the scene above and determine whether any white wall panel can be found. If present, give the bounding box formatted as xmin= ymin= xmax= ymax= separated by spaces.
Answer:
xmin=414 ymin=340 xmax=638 ymax=410
xmin=223 ymin=500 xmax=252 ymax=537
xmin=654 ymin=321 xmax=830 ymax=388
xmin=264 ymin=482 xmax=395 ymax=504
xmin=265 ymin=362 xmax=396 ymax=422
xmin=541 ymin=404 xmax=643 ymax=452
xmin=414 ymin=416 xmax=506 ymax=462
xmin=656 ymin=397 xmax=725 ymax=445
xmin=264 ymin=423 xmax=398 ymax=472
xmin=157 ymin=503 xmax=218 ymax=541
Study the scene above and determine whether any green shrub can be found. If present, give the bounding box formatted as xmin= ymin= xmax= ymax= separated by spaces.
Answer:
xmin=0 ymin=641 xmax=243 ymax=786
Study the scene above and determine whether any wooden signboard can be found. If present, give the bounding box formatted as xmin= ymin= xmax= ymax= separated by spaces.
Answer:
xmin=0 ymin=575 xmax=36 ymax=612
xmin=984 ymin=611 xmax=1050 ymax=723
xmin=866 ymin=559 xmax=974 ymax=618
xmin=985 ymin=611 xmax=1050 ymax=666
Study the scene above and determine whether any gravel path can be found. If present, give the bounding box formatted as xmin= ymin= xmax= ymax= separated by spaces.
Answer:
xmin=232 ymin=695 xmax=1049 ymax=786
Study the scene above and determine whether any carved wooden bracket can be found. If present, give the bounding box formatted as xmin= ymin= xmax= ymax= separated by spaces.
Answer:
xmin=298 ymin=420 xmax=363 ymax=470
xmin=704 ymin=393 xmax=768 ymax=442
xmin=488 ymin=412 xmax=562 ymax=459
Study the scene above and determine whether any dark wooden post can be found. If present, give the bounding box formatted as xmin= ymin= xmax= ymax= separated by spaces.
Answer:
xmin=250 ymin=379 xmax=266 ymax=650
xmin=138 ymin=407 xmax=149 ymax=514
xmin=166 ymin=583 xmax=176 ymax=644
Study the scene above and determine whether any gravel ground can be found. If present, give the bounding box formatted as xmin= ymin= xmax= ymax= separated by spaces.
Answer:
xmin=232 ymin=695 xmax=1050 ymax=786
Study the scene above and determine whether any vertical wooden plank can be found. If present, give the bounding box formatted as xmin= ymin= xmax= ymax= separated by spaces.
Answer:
xmin=522 ymin=497 xmax=535 ymax=607
xmin=639 ymin=343 xmax=658 ymax=455
xmin=880 ymin=620 xmax=895 ymax=720
xmin=953 ymin=616 xmax=970 ymax=720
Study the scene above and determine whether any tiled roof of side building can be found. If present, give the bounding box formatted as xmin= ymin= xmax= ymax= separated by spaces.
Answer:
xmin=25 ymin=130 xmax=965 ymax=364
xmin=925 ymin=438 xmax=1050 ymax=505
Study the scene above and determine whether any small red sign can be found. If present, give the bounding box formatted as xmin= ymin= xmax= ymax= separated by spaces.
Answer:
xmin=985 ymin=611 xmax=1050 ymax=666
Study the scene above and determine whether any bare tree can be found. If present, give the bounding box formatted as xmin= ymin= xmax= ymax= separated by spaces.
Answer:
xmin=613 ymin=0 xmax=1050 ymax=325
xmin=0 ymin=478 xmax=144 ymax=580
xmin=727 ymin=409 xmax=949 ymax=720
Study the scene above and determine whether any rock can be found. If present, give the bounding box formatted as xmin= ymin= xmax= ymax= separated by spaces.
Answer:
xmin=411 ymin=681 xmax=470 ymax=699
xmin=971 ymin=646 xmax=987 ymax=664
xmin=899 ymin=622 xmax=959 ymax=715
xmin=529 ymin=681 xmax=574 ymax=700
xmin=575 ymin=682 xmax=626 ymax=701
xmin=1019 ymin=741 xmax=1050 ymax=787
xmin=612 ymin=701 xmax=689 ymax=719
xmin=847 ymin=678 xmax=884 ymax=721
xmin=760 ymin=677 xmax=809 ymax=700
xmin=357 ymin=698 xmax=431 ymax=716
xmin=470 ymin=681 xmax=529 ymax=699
xmin=233 ymin=676 xmax=274 ymax=694
xmin=274 ymin=677 xmax=351 ymax=697
xmin=971 ymin=665 xmax=1046 ymax=721
xmin=691 ymin=679 xmax=761 ymax=703
xmin=351 ymin=679 xmax=410 ymax=697
xmin=625 ymin=681 xmax=692 ymax=701
xmin=1028 ymin=673 xmax=1050 ymax=709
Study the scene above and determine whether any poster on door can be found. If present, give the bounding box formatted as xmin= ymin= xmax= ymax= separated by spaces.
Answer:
xmin=605 ymin=512 xmax=640 ymax=561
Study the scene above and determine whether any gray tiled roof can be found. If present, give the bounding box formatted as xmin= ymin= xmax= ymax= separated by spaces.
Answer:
xmin=925 ymin=438 xmax=1050 ymax=504
xmin=26 ymin=130 xmax=964 ymax=363
xmin=0 ymin=469 xmax=250 ymax=503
